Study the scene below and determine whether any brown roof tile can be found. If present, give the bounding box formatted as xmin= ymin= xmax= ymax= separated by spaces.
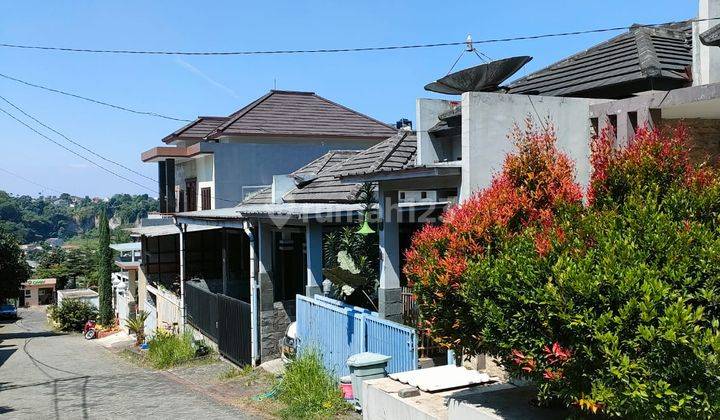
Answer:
xmin=209 ymin=90 xmax=396 ymax=140
xmin=162 ymin=116 xmax=227 ymax=143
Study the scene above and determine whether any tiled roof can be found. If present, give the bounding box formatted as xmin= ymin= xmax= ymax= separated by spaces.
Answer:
xmin=507 ymin=22 xmax=692 ymax=98
xmin=700 ymin=24 xmax=720 ymax=47
xmin=283 ymin=151 xmax=361 ymax=203
xmin=243 ymin=150 xmax=364 ymax=205
xmin=208 ymin=90 xmax=397 ymax=140
xmin=338 ymin=131 xmax=417 ymax=177
xmin=162 ymin=116 xmax=227 ymax=143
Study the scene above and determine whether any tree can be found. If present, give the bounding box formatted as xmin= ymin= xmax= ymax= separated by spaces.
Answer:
xmin=96 ymin=209 xmax=113 ymax=325
xmin=0 ymin=231 xmax=30 ymax=302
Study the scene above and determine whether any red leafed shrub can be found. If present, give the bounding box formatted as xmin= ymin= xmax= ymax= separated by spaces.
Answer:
xmin=405 ymin=120 xmax=583 ymax=349
xmin=405 ymin=121 xmax=720 ymax=417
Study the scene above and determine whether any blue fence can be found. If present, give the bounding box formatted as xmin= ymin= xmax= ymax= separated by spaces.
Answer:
xmin=296 ymin=294 xmax=417 ymax=376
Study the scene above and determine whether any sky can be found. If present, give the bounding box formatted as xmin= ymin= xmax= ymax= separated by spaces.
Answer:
xmin=0 ymin=1 xmax=697 ymax=198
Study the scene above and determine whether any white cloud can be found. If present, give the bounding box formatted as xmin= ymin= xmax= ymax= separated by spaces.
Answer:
xmin=174 ymin=58 xmax=240 ymax=99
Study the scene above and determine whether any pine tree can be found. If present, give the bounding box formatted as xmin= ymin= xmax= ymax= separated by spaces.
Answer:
xmin=97 ymin=209 xmax=114 ymax=325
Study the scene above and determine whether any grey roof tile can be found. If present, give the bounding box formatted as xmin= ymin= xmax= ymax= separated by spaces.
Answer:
xmin=338 ymin=131 xmax=417 ymax=177
xmin=507 ymin=22 xmax=692 ymax=98
xmin=242 ymin=150 xmax=364 ymax=205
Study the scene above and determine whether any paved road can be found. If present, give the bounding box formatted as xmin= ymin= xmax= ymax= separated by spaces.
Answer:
xmin=0 ymin=308 xmax=247 ymax=419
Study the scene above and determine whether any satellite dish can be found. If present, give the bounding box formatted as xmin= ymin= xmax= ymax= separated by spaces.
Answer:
xmin=424 ymin=56 xmax=533 ymax=95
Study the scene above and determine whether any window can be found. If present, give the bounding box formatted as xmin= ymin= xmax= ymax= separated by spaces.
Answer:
xmin=24 ymin=289 xmax=31 ymax=298
xmin=201 ymin=187 xmax=211 ymax=210
xmin=421 ymin=191 xmax=428 ymax=199
xmin=399 ymin=192 xmax=405 ymax=200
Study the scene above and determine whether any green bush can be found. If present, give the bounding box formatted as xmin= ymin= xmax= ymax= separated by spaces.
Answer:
xmin=51 ymin=299 xmax=97 ymax=331
xmin=276 ymin=350 xmax=349 ymax=419
xmin=406 ymin=125 xmax=720 ymax=417
xmin=147 ymin=331 xmax=198 ymax=369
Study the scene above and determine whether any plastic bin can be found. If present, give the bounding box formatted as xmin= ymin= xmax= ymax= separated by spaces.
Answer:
xmin=347 ymin=352 xmax=391 ymax=405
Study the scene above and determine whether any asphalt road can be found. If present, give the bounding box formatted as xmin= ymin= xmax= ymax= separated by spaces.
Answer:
xmin=0 ymin=307 xmax=247 ymax=419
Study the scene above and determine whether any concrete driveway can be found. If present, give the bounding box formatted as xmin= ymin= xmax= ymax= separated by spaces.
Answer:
xmin=0 ymin=307 xmax=248 ymax=419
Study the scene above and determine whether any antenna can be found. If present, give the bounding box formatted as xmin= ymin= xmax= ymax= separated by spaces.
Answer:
xmin=273 ymin=78 xmax=277 ymax=90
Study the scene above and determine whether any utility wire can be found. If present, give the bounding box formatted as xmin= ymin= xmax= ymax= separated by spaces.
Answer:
xmin=0 ymin=72 xmax=191 ymax=122
xmin=0 ymin=165 xmax=64 ymax=195
xmin=0 ymin=18 xmax=715 ymax=56
xmin=0 ymin=104 xmax=157 ymax=193
xmin=0 ymin=94 xmax=157 ymax=183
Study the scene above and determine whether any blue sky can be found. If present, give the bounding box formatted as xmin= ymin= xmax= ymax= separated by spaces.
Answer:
xmin=0 ymin=1 xmax=696 ymax=197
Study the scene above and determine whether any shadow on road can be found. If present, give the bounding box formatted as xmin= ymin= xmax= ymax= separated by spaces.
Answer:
xmin=0 ymin=406 xmax=14 ymax=415
xmin=0 ymin=330 xmax=63 ymax=340
xmin=0 ymin=347 xmax=17 ymax=368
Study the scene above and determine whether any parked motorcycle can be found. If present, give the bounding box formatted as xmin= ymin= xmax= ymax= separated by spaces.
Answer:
xmin=83 ymin=320 xmax=97 ymax=340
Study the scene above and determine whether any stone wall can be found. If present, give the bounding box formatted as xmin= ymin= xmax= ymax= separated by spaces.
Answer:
xmin=667 ymin=118 xmax=720 ymax=167
xmin=260 ymin=300 xmax=296 ymax=360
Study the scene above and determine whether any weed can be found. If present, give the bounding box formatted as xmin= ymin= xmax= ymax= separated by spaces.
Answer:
xmin=147 ymin=331 xmax=198 ymax=369
xmin=276 ymin=350 xmax=350 ymax=419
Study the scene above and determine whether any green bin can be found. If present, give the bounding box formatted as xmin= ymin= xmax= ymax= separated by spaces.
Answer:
xmin=347 ymin=352 xmax=392 ymax=405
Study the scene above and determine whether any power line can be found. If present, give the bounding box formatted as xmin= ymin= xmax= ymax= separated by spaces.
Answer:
xmin=0 ymin=94 xmax=157 ymax=183
xmin=0 ymin=103 xmax=158 ymax=193
xmin=0 ymin=166 xmax=64 ymax=195
xmin=0 ymin=72 xmax=191 ymax=122
xmin=0 ymin=18 xmax=714 ymax=56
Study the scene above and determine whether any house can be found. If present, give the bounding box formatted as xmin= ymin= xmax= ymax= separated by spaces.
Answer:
xmin=133 ymin=90 xmax=399 ymax=356
xmin=141 ymin=90 xmax=397 ymax=212
xmin=20 ymin=278 xmax=56 ymax=307
xmin=110 ymin=242 xmax=141 ymax=329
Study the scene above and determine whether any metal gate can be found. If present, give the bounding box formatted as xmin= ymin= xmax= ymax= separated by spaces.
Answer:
xmin=217 ymin=294 xmax=252 ymax=366
xmin=186 ymin=282 xmax=218 ymax=341
xmin=185 ymin=281 xmax=251 ymax=366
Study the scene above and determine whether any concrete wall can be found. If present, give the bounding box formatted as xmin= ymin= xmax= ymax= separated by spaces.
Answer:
xmin=210 ymin=138 xmax=379 ymax=208
xmin=416 ymin=98 xmax=456 ymax=166
xmin=461 ymin=92 xmax=597 ymax=199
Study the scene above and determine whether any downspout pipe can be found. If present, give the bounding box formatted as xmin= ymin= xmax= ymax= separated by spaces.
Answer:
xmin=243 ymin=220 xmax=260 ymax=366
xmin=174 ymin=218 xmax=187 ymax=329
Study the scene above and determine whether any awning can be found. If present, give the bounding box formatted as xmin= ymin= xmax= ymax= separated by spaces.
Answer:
xmin=129 ymin=224 xmax=221 ymax=238
xmin=115 ymin=261 xmax=140 ymax=270
xmin=110 ymin=242 xmax=141 ymax=252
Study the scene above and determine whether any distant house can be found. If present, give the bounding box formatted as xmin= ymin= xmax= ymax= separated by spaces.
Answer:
xmin=20 ymin=278 xmax=56 ymax=307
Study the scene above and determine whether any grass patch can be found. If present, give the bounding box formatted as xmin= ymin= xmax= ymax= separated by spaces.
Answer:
xmin=276 ymin=350 xmax=350 ymax=419
xmin=219 ymin=365 xmax=253 ymax=380
xmin=147 ymin=331 xmax=206 ymax=369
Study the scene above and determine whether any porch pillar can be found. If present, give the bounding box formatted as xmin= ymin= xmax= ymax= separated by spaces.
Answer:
xmin=165 ymin=158 xmax=175 ymax=212
xmin=305 ymin=221 xmax=323 ymax=297
xmin=158 ymin=161 xmax=167 ymax=213
xmin=258 ymin=223 xmax=274 ymax=311
xmin=378 ymin=185 xmax=402 ymax=323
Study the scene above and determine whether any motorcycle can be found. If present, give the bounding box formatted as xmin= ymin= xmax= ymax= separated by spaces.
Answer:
xmin=83 ymin=320 xmax=97 ymax=340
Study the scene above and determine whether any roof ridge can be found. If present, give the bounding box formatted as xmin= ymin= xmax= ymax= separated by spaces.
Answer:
xmin=210 ymin=91 xmax=275 ymax=136
xmin=371 ymin=132 xmax=406 ymax=172
xmin=269 ymin=90 xmax=315 ymax=95
xmin=311 ymin=93 xmax=395 ymax=131
xmin=633 ymin=28 xmax=663 ymax=78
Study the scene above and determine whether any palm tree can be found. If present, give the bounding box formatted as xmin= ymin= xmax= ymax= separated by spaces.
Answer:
xmin=125 ymin=311 xmax=149 ymax=346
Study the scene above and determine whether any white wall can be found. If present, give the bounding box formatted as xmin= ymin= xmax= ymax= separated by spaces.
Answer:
xmin=460 ymin=92 xmax=596 ymax=199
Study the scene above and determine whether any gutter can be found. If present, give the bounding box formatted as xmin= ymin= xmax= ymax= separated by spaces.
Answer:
xmin=243 ymin=221 xmax=260 ymax=366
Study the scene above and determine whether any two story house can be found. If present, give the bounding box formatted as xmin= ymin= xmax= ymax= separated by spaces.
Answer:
xmin=141 ymin=90 xmax=397 ymax=212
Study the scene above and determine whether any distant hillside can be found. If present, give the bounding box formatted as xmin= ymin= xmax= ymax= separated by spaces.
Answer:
xmin=0 ymin=191 xmax=157 ymax=243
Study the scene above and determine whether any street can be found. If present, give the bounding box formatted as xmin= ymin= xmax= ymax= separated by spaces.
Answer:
xmin=0 ymin=308 xmax=248 ymax=419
